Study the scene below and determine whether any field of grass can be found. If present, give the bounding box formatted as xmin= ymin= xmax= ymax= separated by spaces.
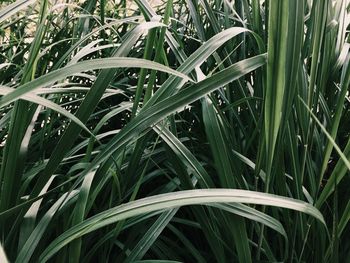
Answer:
xmin=0 ymin=0 xmax=349 ymax=262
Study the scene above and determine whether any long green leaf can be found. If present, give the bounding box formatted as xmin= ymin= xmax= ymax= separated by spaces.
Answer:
xmin=0 ymin=0 xmax=36 ymax=24
xmin=0 ymin=57 xmax=192 ymax=108
xmin=39 ymin=189 xmax=325 ymax=262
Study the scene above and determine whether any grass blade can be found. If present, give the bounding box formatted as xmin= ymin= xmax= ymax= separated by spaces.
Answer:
xmin=39 ymin=189 xmax=325 ymax=262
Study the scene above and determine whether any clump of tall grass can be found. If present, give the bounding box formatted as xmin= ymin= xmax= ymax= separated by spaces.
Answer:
xmin=0 ymin=0 xmax=349 ymax=262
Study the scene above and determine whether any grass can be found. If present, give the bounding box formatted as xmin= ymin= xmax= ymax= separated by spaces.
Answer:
xmin=0 ymin=0 xmax=349 ymax=262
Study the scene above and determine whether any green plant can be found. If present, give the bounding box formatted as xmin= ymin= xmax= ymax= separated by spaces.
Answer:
xmin=0 ymin=0 xmax=349 ymax=262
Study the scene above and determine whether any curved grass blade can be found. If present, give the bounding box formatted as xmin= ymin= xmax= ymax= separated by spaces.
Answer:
xmin=0 ymin=0 xmax=36 ymax=24
xmin=0 ymin=86 xmax=93 ymax=136
xmin=0 ymin=57 xmax=192 ymax=108
xmin=39 ymin=189 xmax=325 ymax=262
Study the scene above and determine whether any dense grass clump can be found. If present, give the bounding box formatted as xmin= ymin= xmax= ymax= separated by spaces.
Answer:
xmin=0 ymin=0 xmax=350 ymax=262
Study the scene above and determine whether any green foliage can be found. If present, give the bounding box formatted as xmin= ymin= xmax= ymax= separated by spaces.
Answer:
xmin=0 ymin=0 xmax=349 ymax=262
